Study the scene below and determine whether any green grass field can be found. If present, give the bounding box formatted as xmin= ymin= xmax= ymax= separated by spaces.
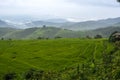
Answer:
xmin=0 ymin=38 xmax=117 ymax=79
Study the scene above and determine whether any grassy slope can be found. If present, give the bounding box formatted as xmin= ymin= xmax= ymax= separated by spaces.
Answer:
xmin=0 ymin=39 xmax=114 ymax=79
xmin=1 ymin=26 xmax=120 ymax=39
xmin=0 ymin=28 xmax=17 ymax=37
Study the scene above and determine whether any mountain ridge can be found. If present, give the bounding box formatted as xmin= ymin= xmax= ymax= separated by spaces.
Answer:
xmin=0 ymin=17 xmax=120 ymax=30
xmin=0 ymin=25 xmax=120 ymax=39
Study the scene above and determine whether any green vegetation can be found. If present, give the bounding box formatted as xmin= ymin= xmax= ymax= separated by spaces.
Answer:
xmin=0 ymin=38 xmax=120 ymax=79
xmin=1 ymin=26 xmax=120 ymax=40
xmin=0 ymin=28 xmax=17 ymax=37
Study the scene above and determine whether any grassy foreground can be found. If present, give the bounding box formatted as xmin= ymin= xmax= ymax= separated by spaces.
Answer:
xmin=0 ymin=38 xmax=119 ymax=80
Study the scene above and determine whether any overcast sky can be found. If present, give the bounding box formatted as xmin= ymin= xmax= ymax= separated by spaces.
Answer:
xmin=0 ymin=0 xmax=120 ymax=21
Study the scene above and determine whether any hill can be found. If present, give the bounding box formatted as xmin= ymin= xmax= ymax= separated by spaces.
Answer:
xmin=112 ymin=22 xmax=120 ymax=27
xmin=61 ymin=17 xmax=120 ymax=30
xmin=3 ymin=28 xmax=39 ymax=39
xmin=0 ymin=27 xmax=18 ymax=38
xmin=25 ymin=21 xmax=61 ymax=28
xmin=1 ymin=27 xmax=81 ymax=39
xmin=1 ymin=17 xmax=120 ymax=30
xmin=85 ymin=26 xmax=120 ymax=38
xmin=0 ymin=20 xmax=15 ymax=28
xmin=15 ymin=17 xmax=120 ymax=30
xmin=0 ymin=24 xmax=120 ymax=39
xmin=25 ymin=18 xmax=71 ymax=28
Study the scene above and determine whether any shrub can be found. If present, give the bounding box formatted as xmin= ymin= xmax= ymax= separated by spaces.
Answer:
xmin=94 ymin=34 xmax=102 ymax=39
xmin=55 ymin=36 xmax=62 ymax=39
xmin=24 ymin=69 xmax=36 ymax=80
xmin=3 ymin=72 xmax=16 ymax=80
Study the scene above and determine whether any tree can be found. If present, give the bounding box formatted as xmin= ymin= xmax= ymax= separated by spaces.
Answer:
xmin=43 ymin=25 xmax=46 ymax=28
xmin=55 ymin=36 xmax=62 ymax=39
xmin=109 ymin=31 xmax=118 ymax=42
xmin=37 ymin=36 xmax=43 ymax=39
xmin=1 ymin=37 xmax=4 ymax=40
xmin=94 ymin=34 xmax=102 ymax=39
xmin=117 ymin=0 xmax=120 ymax=2
xmin=86 ymin=35 xmax=91 ymax=39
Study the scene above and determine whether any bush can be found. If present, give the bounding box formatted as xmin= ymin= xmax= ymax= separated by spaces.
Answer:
xmin=109 ymin=31 xmax=118 ymax=42
xmin=55 ymin=36 xmax=62 ymax=39
xmin=94 ymin=34 xmax=102 ymax=39
xmin=3 ymin=72 xmax=16 ymax=80
xmin=37 ymin=37 xmax=43 ymax=40
xmin=1 ymin=38 xmax=4 ymax=40
xmin=86 ymin=35 xmax=92 ymax=39
xmin=24 ymin=69 xmax=35 ymax=80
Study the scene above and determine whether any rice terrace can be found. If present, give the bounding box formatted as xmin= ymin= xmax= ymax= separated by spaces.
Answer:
xmin=0 ymin=38 xmax=120 ymax=80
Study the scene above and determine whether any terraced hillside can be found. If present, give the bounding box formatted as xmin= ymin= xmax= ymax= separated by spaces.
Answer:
xmin=0 ymin=39 xmax=119 ymax=80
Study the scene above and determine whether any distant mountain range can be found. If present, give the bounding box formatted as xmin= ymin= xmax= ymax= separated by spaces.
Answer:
xmin=25 ymin=21 xmax=63 ymax=28
xmin=61 ymin=17 xmax=120 ymax=30
xmin=0 ymin=17 xmax=120 ymax=30
xmin=0 ymin=17 xmax=120 ymax=39
xmin=0 ymin=20 xmax=15 ymax=28
xmin=25 ymin=17 xmax=120 ymax=30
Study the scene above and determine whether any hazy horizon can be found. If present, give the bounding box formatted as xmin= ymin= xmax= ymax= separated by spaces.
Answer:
xmin=0 ymin=0 xmax=120 ymax=22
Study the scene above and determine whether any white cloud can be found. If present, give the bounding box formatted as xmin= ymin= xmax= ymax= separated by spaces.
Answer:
xmin=64 ymin=0 xmax=119 ymax=7
xmin=0 ymin=0 xmax=120 ymax=21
